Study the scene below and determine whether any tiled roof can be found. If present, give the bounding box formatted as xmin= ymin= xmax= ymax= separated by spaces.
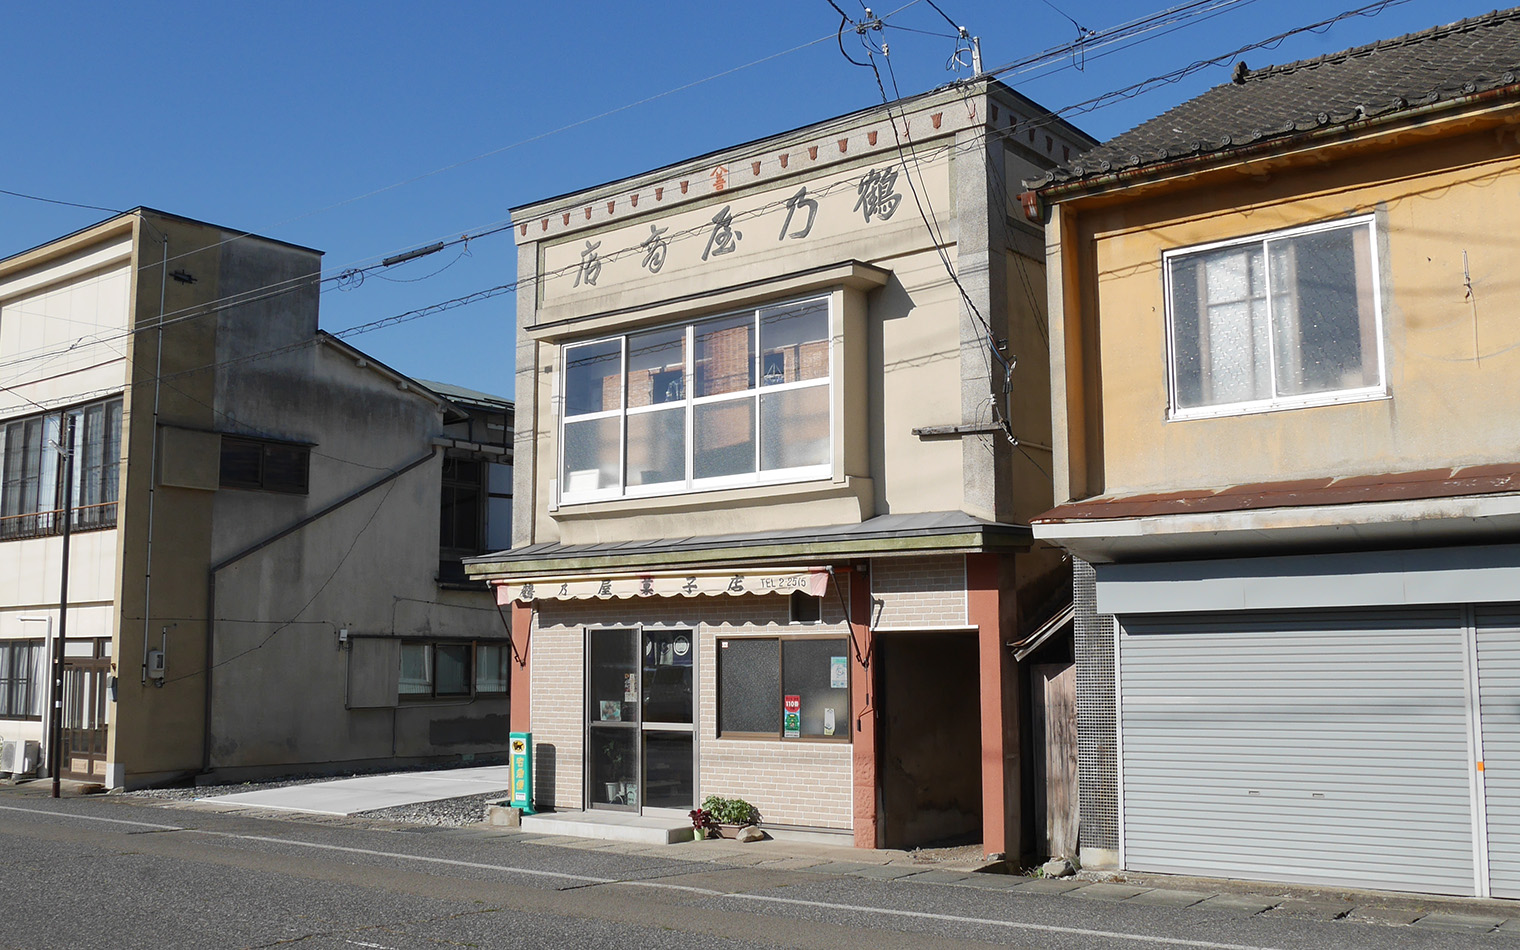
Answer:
xmin=1032 ymin=7 xmax=1520 ymax=189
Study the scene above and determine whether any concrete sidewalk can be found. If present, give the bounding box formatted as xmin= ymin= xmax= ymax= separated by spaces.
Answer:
xmin=194 ymin=764 xmax=513 ymax=816
xmin=496 ymin=823 xmax=1520 ymax=936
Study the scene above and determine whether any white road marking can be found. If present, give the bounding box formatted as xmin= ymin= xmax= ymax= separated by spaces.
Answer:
xmin=192 ymin=830 xmax=617 ymax=884
xmin=0 ymin=802 xmax=183 ymax=831
xmin=702 ymin=890 xmax=1286 ymax=950
xmin=0 ymin=802 xmax=1287 ymax=950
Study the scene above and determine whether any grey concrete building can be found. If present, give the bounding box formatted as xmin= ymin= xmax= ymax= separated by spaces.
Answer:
xmin=0 ymin=209 xmax=513 ymax=789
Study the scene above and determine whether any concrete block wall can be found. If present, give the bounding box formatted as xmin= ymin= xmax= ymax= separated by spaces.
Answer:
xmin=697 ymin=621 xmax=853 ymax=831
xmin=528 ymin=611 xmax=585 ymax=811
xmin=870 ymin=554 xmax=968 ymax=628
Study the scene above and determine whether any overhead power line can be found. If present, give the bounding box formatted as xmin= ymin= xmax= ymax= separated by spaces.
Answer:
xmin=2 ymin=0 xmax=1420 ymax=406
xmin=0 ymin=188 xmax=123 ymax=215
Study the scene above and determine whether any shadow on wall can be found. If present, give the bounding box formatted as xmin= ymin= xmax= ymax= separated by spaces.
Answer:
xmin=428 ymin=713 xmax=510 ymax=747
xmin=536 ymin=743 xmax=556 ymax=809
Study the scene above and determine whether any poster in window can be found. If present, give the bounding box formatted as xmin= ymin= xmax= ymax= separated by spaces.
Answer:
xmin=829 ymin=655 xmax=847 ymax=689
xmin=623 ymin=672 xmax=637 ymax=702
xmin=783 ymin=694 xmax=801 ymax=738
xmin=599 ymin=700 xmax=622 ymax=722
xmin=823 ymin=707 xmax=836 ymax=737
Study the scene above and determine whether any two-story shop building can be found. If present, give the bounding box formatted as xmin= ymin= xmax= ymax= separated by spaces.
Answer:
xmin=1031 ymin=9 xmax=1520 ymax=898
xmin=467 ymin=79 xmax=1094 ymax=856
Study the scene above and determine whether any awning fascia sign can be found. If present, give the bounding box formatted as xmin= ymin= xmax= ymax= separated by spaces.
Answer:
xmin=494 ymin=567 xmax=830 ymax=605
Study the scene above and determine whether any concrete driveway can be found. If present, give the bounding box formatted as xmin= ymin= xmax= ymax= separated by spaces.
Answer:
xmin=198 ymin=765 xmax=513 ymax=815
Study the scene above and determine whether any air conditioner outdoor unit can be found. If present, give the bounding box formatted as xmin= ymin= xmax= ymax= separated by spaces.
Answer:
xmin=0 ymin=739 xmax=39 ymax=775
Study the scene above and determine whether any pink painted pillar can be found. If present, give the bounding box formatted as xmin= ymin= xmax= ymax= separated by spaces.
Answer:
xmin=968 ymin=553 xmax=1016 ymax=858
xmin=510 ymin=599 xmax=532 ymax=732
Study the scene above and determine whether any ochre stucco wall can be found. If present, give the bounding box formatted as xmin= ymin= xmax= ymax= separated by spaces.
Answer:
xmin=1068 ymin=128 xmax=1520 ymax=496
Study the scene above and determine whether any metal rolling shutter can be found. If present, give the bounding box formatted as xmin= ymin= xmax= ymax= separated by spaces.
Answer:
xmin=1119 ymin=608 xmax=1475 ymax=895
xmin=1476 ymin=608 xmax=1520 ymax=898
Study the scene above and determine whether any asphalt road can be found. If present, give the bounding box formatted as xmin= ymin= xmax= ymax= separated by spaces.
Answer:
xmin=0 ymin=795 xmax=1513 ymax=949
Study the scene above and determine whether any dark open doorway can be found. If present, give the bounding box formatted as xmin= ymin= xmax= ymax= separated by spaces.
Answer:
xmin=876 ymin=630 xmax=982 ymax=850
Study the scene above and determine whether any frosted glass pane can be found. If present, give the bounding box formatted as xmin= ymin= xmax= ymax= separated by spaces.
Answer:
xmin=627 ymin=407 xmax=686 ymax=487
xmin=563 ymin=417 xmax=620 ymax=493
xmin=760 ymin=386 xmax=829 ymax=471
xmin=694 ymin=398 xmax=755 ymax=479
xmin=399 ymin=643 xmax=430 ymax=695
xmin=1269 ymin=226 xmax=1378 ymax=396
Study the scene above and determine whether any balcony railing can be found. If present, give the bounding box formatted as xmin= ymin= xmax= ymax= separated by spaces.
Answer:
xmin=0 ymin=502 xmax=118 ymax=541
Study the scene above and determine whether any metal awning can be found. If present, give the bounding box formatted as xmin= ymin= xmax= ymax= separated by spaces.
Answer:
xmin=466 ymin=511 xmax=1032 ymax=579
xmin=495 ymin=567 xmax=831 ymax=604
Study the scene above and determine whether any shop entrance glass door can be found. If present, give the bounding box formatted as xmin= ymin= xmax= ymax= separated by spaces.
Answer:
xmin=640 ymin=628 xmax=694 ymax=814
xmin=586 ymin=627 xmax=694 ymax=813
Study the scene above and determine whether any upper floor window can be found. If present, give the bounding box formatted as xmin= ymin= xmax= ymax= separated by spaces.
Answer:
xmin=219 ymin=436 xmax=309 ymax=494
xmin=559 ymin=296 xmax=832 ymax=503
xmin=1164 ymin=216 xmax=1385 ymax=419
xmin=0 ymin=397 xmax=122 ymax=541
xmin=438 ymin=455 xmax=512 ymax=583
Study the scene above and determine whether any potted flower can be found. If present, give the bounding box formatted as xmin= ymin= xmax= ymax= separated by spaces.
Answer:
xmin=688 ymin=806 xmax=717 ymax=840
xmin=700 ymin=794 xmax=761 ymax=838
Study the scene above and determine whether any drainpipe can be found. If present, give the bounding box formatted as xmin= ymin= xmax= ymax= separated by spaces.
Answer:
xmin=200 ymin=447 xmax=438 ymax=774
xmin=141 ymin=227 xmax=169 ymax=685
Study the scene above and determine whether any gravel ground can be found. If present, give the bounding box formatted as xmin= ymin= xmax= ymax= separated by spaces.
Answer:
xmin=350 ymin=791 xmax=505 ymax=826
xmin=119 ymin=768 xmax=509 ymax=827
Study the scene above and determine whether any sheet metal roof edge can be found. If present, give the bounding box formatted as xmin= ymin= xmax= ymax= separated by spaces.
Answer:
xmin=464 ymin=517 xmax=1032 ymax=576
xmin=415 ymin=378 xmax=514 ymax=411
xmin=1031 ymin=468 xmax=1520 ymax=524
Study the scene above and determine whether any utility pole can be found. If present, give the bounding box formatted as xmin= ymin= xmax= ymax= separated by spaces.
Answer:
xmin=49 ymin=414 xmax=76 ymax=799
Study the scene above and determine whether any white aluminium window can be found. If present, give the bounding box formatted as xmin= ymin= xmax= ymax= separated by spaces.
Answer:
xmin=1163 ymin=216 xmax=1386 ymax=419
xmin=559 ymin=296 xmax=832 ymax=503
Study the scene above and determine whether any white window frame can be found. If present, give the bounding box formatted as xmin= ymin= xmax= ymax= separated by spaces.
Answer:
xmin=1162 ymin=215 xmax=1388 ymax=421
xmin=557 ymin=295 xmax=834 ymax=506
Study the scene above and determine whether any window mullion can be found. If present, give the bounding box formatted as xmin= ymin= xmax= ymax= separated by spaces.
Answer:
xmin=1260 ymin=238 xmax=1281 ymax=403
xmin=685 ymin=323 xmax=695 ymax=488
xmin=619 ymin=336 xmax=629 ymax=496
xmin=752 ymin=311 xmax=761 ymax=477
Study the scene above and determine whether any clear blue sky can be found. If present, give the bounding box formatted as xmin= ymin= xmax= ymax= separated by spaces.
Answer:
xmin=1 ymin=0 xmax=1502 ymax=400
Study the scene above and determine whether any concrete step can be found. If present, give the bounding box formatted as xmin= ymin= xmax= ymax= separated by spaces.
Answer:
xmin=520 ymin=810 xmax=693 ymax=844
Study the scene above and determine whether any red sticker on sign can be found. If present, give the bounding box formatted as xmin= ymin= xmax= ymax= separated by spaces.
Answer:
xmin=784 ymin=695 xmax=801 ymax=713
